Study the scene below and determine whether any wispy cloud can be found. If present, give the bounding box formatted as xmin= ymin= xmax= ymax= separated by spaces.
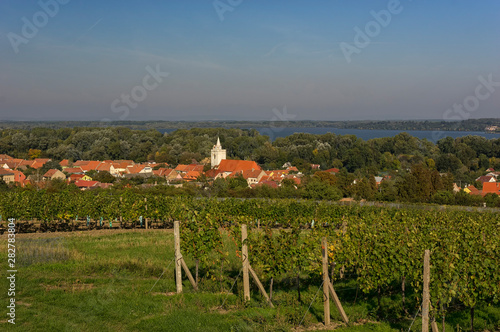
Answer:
xmin=70 ymin=17 xmax=103 ymax=46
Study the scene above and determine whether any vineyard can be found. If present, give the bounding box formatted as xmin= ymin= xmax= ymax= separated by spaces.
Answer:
xmin=1 ymin=191 xmax=499 ymax=329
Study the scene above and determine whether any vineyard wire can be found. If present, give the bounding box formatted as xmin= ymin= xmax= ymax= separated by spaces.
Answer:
xmin=149 ymin=258 xmax=174 ymax=293
xmin=298 ymin=278 xmax=325 ymax=327
xmin=219 ymin=268 xmax=243 ymax=309
xmin=407 ymin=305 xmax=422 ymax=332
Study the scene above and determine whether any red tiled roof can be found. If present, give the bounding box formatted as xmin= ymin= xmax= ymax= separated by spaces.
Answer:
xmin=217 ymin=160 xmax=261 ymax=173
xmin=182 ymin=171 xmax=201 ymax=181
xmin=73 ymin=160 xmax=89 ymax=166
xmin=69 ymin=174 xmax=86 ymax=181
xmin=483 ymin=182 xmax=500 ymax=194
xmin=0 ymin=168 xmax=14 ymax=176
xmin=31 ymin=161 xmax=46 ymax=169
xmin=241 ymin=169 xmax=263 ymax=179
xmin=466 ymin=185 xmax=480 ymax=194
xmin=74 ymin=180 xmax=99 ymax=188
xmin=12 ymin=170 xmax=26 ymax=182
xmin=43 ymin=169 xmax=59 ymax=177
xmin=79 ymin=161 xmax=101 ymax=172
xmin=0 ymin=154 xmax=13 ymax=161
xmin=257 ymin=180 xmax=279 ymax=188
xmin=476 ymin=176 xmax=495 ymax=183
xmin=2 ymin=161 xmax=20 ymax=169
xmin=325 ymin=168 xmax=340 ymax=174
xmin=64 ymin=167 xmax=84 ymax=174
xmin=96 ymin=162 xmax=112 ymax=172
xmin=205 ymin=169 xmax=223 ymax=178
xmin=126 ymin=165 xmax=146 ymax=174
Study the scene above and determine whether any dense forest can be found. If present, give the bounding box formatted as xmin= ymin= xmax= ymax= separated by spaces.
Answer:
xmin=1 ymin=126 xmax=499 ymax=206
xmin=0 ymin=118 xmax=499 ymax=132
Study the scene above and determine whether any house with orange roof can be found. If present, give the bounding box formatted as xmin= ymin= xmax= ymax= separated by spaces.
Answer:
xmin=237 ymin=169 xmax=267 ymax=186
xmin=174 ymin=164 xmax=203 ymax=174
xmin=166 ymin=169 xmax=182 ymax=181
xmin=125 ymin=164 xmax=153 ymax=175
xmin=0 ymin=154 xmax=13 ymax=161
xmin=464 ymin=185 xmax=480 ymax=195
xmin=175 ymin=164 xmax=189 ymax=173
xmin=111 ymin=161 xmax=134 ymax=176
xmin=12 ymin=170 xmax=26 ymax=184
xmin=483 ymin=182 xmax=500 ymax=195
xmin=476 ymin=175 xmax=496 ymax=184
xmin=69 ymin=174 xmax=92 ymax=182
xmin=182 ymin=170 xmax=202 ymax=182
xmin=73 ymin=160 xmax=88 ymax=166
xmin=284 ymin=174 xmax=301 ymax=185
xmin=59 ymin=159 xmax=71 ymax=169
xmin=255 ymin=179 xmax=279 ymax=189
xmin=1 ymin=160 xmax=18 ymax=170
xmin=74 ymin=180 xmax=100 ymax=190
xmin=325 ymin=168 xmax=340 ymax=174
xmin=79 ymin=161 xmax=102 ymax=172
xmin=0 ymin=169 xmax=15 ymax=183
xmin=30 ymin=159 xmax=51 ymax=169
xmin=96 ymin=162 xmax=115 ymax=173
xmin=152 ymin=168 xmax=177 ymax=179
xmin=43 ymin=169 xmax=66 ymax=181
xmin=64 ymin=167 xmax=84 ymax=174
xmin=204 ymin=169 xmax=224 ymax=179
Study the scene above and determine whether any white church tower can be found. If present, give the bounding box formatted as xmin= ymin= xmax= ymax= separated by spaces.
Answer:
xmin=211 ymin=137 xmax=226 ymax=168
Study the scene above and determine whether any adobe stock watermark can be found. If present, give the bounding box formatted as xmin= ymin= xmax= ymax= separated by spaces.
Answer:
xmin=260 ymin=106 xmax=297 ymax=142
xmin=7 ymin=0 xmax=71 ymax=54
xmin=432 ymin=73 xmax=500 ymax=142
xmin=340 ymin=0 xmax=407 ymax=64
xmin=213 ymin=0 xmax=244 ymax=22
xmin=101 ymin=64 xmax=169 ymax=123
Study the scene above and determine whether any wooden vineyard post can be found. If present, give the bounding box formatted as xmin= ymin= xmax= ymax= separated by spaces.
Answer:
xmin=327 ymin=283 xmax=349 ymax=323
xmin=242 ymin=224 xmax=250 ymax=301
xmin=174 ymin=221 xmax=183 ymax=293
xmin=422 ymin=249 xmax=430 ymax=332
xmin=119 ymin=196 xmax=123 ymax=229
xmin=173 ymin=220 xmax=198 ymax=294
xmin=321 ymin=238 xmax=349 ymax=325
xmin=240 ymin=224 xmax=274 ymax=307
xmin=144 ymin=197 xmax=148 ymax=230
xmin=322 ymin=237 xmax=331 ymax=326
xmin=248 ymin=266 xmax=274 ymax=308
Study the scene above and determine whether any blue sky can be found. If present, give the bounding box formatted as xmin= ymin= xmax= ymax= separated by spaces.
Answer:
xmin=0 ymin=0 xmax=499 ymax=121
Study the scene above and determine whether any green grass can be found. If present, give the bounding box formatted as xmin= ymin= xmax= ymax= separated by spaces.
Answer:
xmin=1 ymin=230 xmax=498 ymax=331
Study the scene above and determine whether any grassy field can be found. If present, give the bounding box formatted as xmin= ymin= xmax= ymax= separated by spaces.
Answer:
xmin=0 ymin=229 xmax=499 ymax=331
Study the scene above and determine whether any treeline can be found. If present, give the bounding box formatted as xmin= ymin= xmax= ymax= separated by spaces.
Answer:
xmin=0 ymin=118 xmax=498 ymax=132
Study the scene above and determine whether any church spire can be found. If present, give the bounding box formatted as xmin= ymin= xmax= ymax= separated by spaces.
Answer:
xmin=211 ymin=136 xmax=226 ymax=168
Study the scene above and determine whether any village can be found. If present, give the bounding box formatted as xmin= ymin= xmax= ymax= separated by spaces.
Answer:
xmin=0 ymin=138 xmax=498 ymax=197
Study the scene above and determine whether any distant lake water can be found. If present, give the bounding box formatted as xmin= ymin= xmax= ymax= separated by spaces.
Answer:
xmin=160 ymin=127 xmax=500 ymax=142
